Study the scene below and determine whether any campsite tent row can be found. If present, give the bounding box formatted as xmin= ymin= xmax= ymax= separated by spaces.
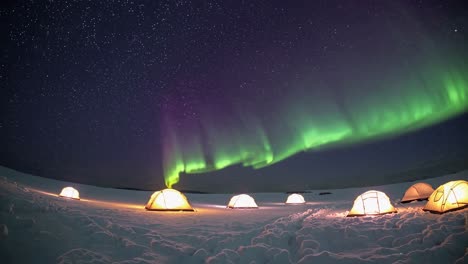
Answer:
xmin=145 ymin=192 xmax=306 ymax=211
xmin=347 ymin=180 xmax=468 ymax=216
xmin=57 ymin=180 xmax=468 ymax=215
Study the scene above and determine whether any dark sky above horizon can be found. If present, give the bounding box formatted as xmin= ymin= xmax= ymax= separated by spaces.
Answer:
xmin=1 ymin=1 xmax=467 ymax=192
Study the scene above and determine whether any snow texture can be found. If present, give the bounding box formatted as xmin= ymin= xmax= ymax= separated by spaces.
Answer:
xmin=0 ymin=166 xmax=467 ymax=263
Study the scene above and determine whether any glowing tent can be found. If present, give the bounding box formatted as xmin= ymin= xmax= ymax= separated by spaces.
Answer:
xmin=423 ymin=180 xmax=468 ymax=214
xmin=401 ymin=182 xmax=434 ymax=203
xmin=59 ymin=187 xmax=80 ymax=200
xmin=145 ymin=189 xmax=194 ymax=211
xmin=347 ymin=190 xmax=397 ymax=217
xmin=285 ymin=193 xmax=305 ymax=204
xmin=227 ymin=194 xmax=258 ymax=209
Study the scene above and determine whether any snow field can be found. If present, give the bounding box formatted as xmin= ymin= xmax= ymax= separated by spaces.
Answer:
xmin=0 ymin=167 xmax=467 ymax=263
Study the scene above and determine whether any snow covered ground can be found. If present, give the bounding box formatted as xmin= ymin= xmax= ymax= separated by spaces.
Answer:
xmin=0 ymin=166 xmax=467 ymax=264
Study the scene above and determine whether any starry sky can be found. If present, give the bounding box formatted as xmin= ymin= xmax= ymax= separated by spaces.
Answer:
xmin=1 ymin=1 xmax=467 ymax=192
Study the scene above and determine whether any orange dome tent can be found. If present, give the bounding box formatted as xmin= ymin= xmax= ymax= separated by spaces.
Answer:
xmin=401 ymin=182 xmax=434 ymax=203
xmin=145 ymin=189 xmax=194 ymax=211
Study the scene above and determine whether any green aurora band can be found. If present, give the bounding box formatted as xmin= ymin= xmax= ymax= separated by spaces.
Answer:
xmin=162 ymin=61 xmax=468 ymax=188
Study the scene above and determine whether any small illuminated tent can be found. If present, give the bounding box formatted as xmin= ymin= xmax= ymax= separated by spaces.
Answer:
xmin=59 ymin=187 xmax=80 ymax=200
xmin=347 ymin=190 xmax=397 ymax=217
xmin=145 ymin=189 xmax=194 ymax=211
xmin=285 ymin=193 xmax=305 ymax=204
xmin=227 ymin=194 xmax=258 ymax=209
xmin=423 ymin=180 xmax=468 ymax=214
xmin=401 ymin=182 xmax=434 ymax=203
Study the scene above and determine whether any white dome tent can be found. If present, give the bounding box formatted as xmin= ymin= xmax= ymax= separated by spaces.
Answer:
xmin=285 ymin=193 xmax=305 ymax=204
xmin=59 ymin=187 xmax=80 ymax=200
xmin=347 ymin=190 xmax=397 ymax=217
xmin=227 ymin=194 xmax=258 ymax=209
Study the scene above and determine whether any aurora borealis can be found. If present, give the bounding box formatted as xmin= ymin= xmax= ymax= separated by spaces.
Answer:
xmin=162 ymin=59 xmax=468 ymax=187
xmin=2 ymin=1 xmax=468 ymax=191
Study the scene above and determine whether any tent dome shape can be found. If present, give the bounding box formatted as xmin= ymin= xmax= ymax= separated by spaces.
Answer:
xmin=59 ymin=187 xmax=80 ymax=200
xmin=285 ymin=193 xmax=305 ymax=204
xmin=401 ymin=182 xmax=434 ymax=203
xmin=227 ymin=194 xmax=258 ymax=209
xmin=423 ymin=180 xmax=468 ymax=214
xmin=145 ymin=189 xmax=194 ymax=211
xmin=347 ymin=190 xmax=397 ymax=217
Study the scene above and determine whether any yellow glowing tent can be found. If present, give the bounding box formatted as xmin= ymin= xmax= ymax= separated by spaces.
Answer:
xmin=59 ymin=187 xmax=80 ymax=200
xmin=423 ymin=180 xmax=468 ymax=214
xmin=145 ymin=189 xmax=194 ymax=211
xmin=285 ymin=193 xmax=305 ymax=204
xmin=347 ymin=190 xmax=397 ymax=217
xmin=227 ymin=194 xmax=258 ymax=209
xmin=401 ymin=182 xmax=434 ymax=203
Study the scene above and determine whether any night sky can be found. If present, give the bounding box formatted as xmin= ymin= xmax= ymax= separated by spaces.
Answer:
xmin=1 ymin=1 xmax=467 ymax=192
